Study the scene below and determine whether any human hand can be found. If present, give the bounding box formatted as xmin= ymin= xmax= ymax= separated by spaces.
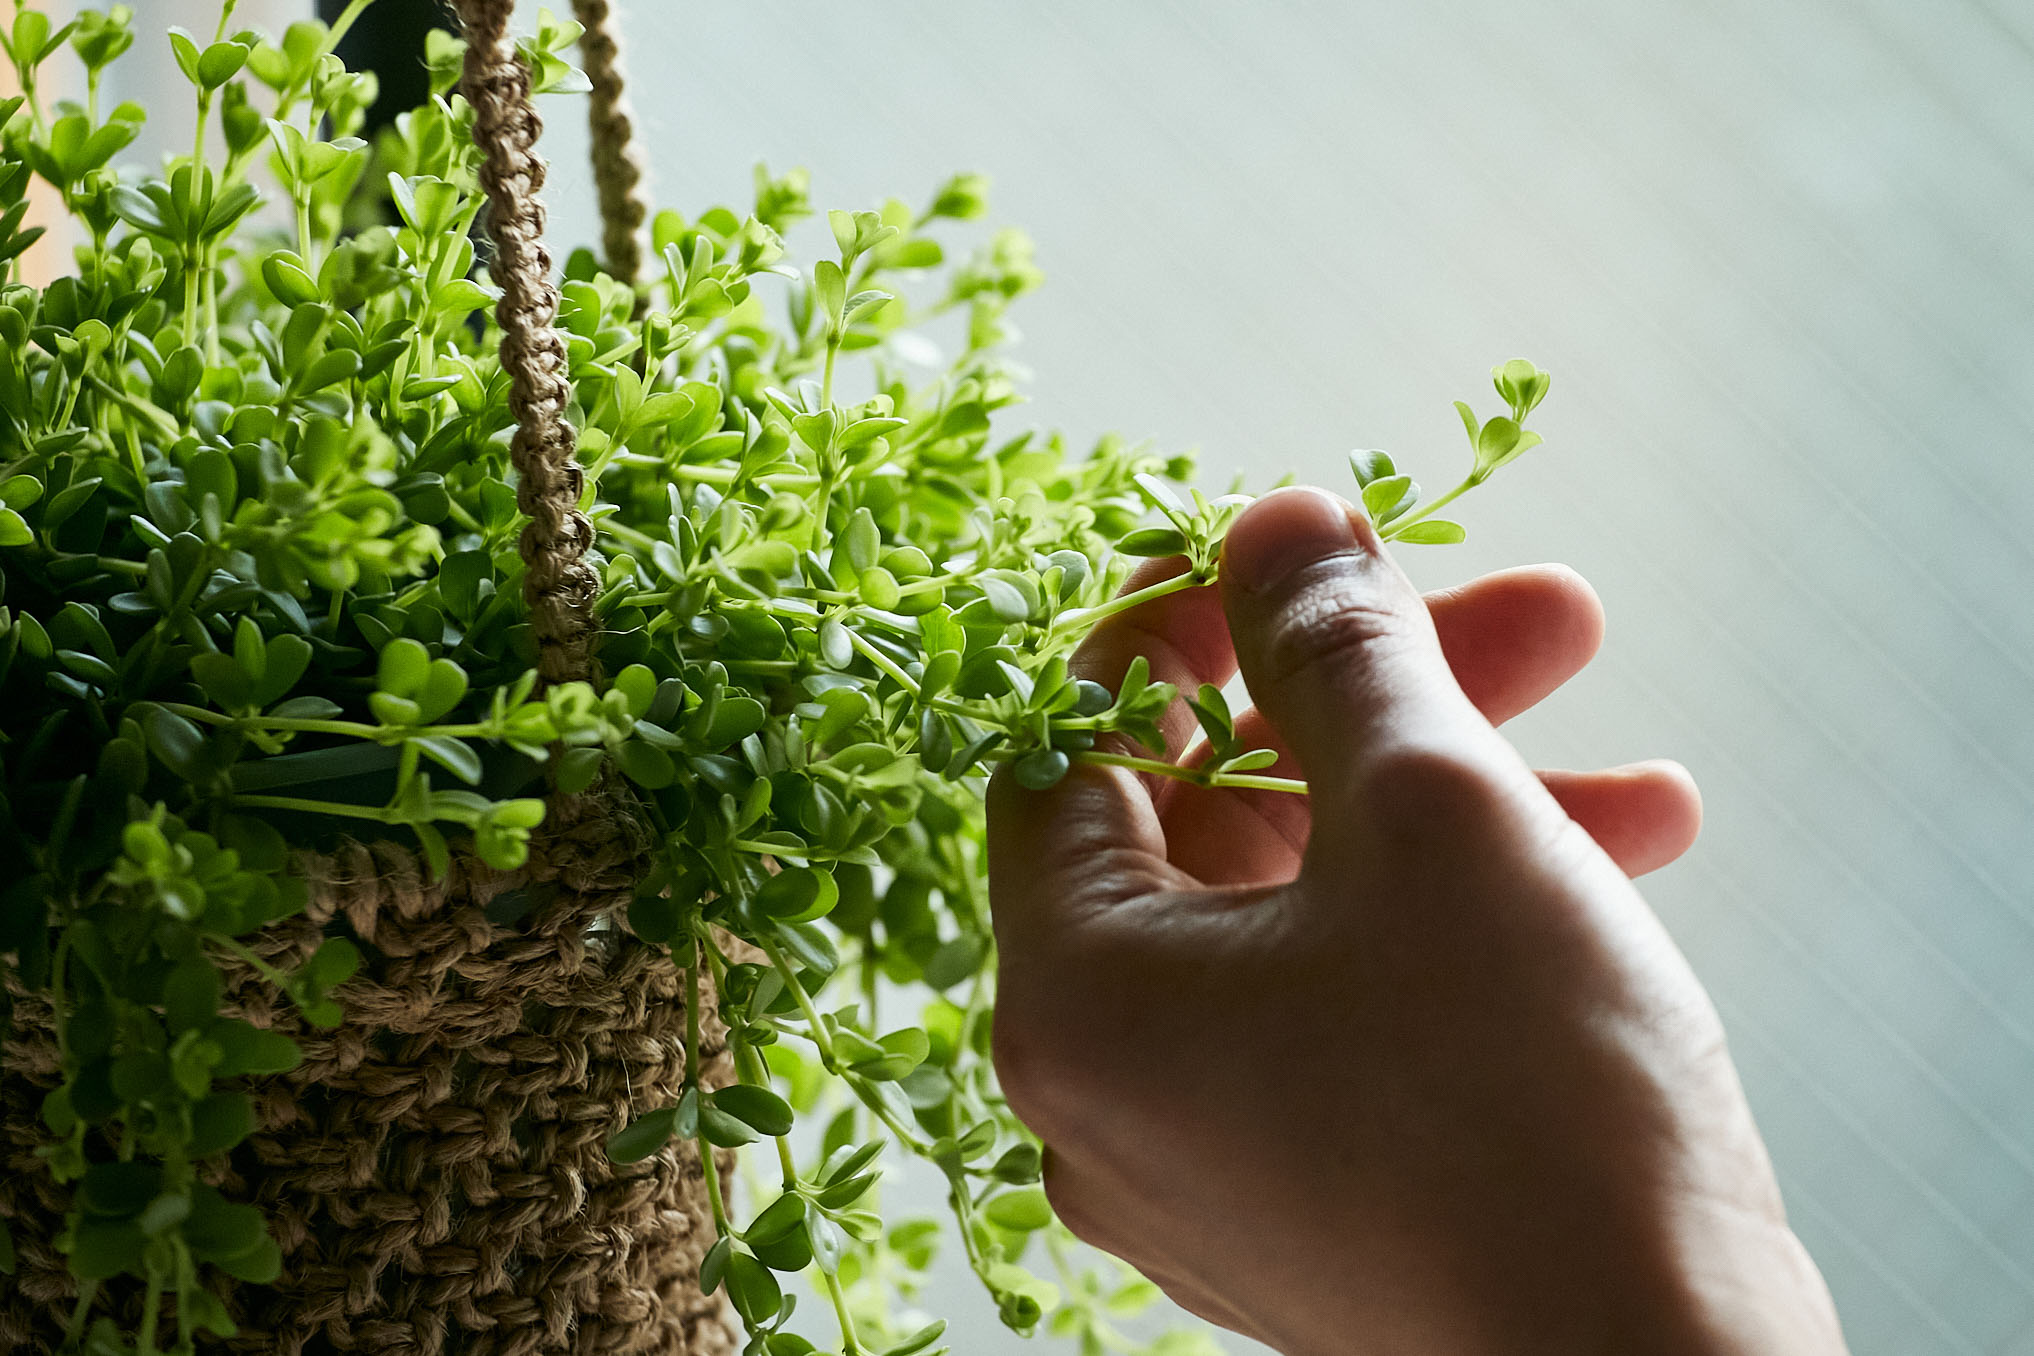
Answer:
xmin=986 ymin=487 xmax=1847 ymax=1355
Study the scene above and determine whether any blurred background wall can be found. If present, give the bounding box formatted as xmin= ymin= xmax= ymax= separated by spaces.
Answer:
xmin=107 ymin=1 xmax=2034 ymax=1351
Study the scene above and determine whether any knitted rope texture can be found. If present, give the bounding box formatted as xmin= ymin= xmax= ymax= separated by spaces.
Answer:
xmin=2 ymin=828 xmax=735 ymax=1355
xmin=457 ymin=0 xmax=599 ymax=687
xmin=571 ymin=0 xmax=650 ymax=285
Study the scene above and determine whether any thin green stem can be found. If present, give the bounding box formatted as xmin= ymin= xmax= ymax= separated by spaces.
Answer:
xmin=48 ymin=932 xmax=71 ymax=1061
xmin=652 ymin=462 xmax=823 ymax=490
xmin=845 ymin=627 xmax=920 ymax=695
xmin=63 ymin=1282 xmax=99 ymax=1345
xmin=24 ymin=545 xmax=149 ymax=577
xmin=958 ymin=965 xmax=992 ymax=1064
xmin=174 ymin=1260 xmax=193 ymax=1352
xmin=699 ymin=1113 xmax=730 ymax=1231
xmin=1049 ymin=569 xmax=1203 ymax=639
xmin=17 ymin=61 xmax=48 ymax=144
xmin=295 ymin=194 xmax=314 ymax=269
xmin=92 ymin=555 xmax=149 ymax=577
xmin=846 ymin=1073 xmax=932 ymax=1154
xmin=323 ymin=0 xmax=377 ymax=51
xmin=732 ymin=1026 xmax=797 ymax=1181
xmin=810 ymin=566 xmax=969 ymax=605
xmin=1042 ymin=748 xmax=1308 ymax=796
xmin=927 ymin=694 xmax=991 ymax=722
xmin=943 ymin=1160 xmax=993 ymax=1277
xmin=1042 ymin=1231 xmax=1141 ymax=1355
xmin=859 ymin=941 xmax=879 ymax=1033
xmin=812 ymin=465 xmax=839 ymax=552
xmin=123 ymin=417 xmax=147 ymax=488
xmin=181 ymin=250 xmax=202 ymax=348
xmin=810 ymin=335 xmax=844 ymax=549
xmin=203 ymin=244 xmax=221 ymax=368
xmin=721 ymin=597 xmax=821 ymax=624
xmin=225 ymin=794 xmax=395 ymax=822
xmin=137 ymin=1265 xmax=164 ymax=1355
xmin=823 ymin=1266 xmax=864 ymax=1356
xmin=53 ymin=366 xmax=84 ymax=432
xmin=192 ymin=93 xmax=209 ymax=177
xmin=162 ymin=702 xmax=498 ymax=745
xmin=686 ymin=937 xmax=733 ymax=1235
xmin=214 ymin=935 xmax=297 ymax=994
xmin=598 ymin=520 xmax=666 ymax=561
xmin=1383 ymin=475 xmax=1474 ymax=536
xmin=756 ymin=935 xmax=836 ymax=1066
xmin=579 ymin=427 xmax=629 ymax=494
xmin=729 ymin=838 xmax=871 ymax=863
xmin=750 ymin=936 xmax=927 ymax=1154
xmin=87 ymin=374 xmax=180 ymax=440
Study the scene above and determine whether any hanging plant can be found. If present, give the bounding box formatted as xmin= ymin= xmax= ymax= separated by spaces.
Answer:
xmin=0 ymin=2 xmax=1551 ymax=1353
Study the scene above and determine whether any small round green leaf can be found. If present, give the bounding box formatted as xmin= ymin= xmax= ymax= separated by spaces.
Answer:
xmin=1392 ymin=519 xmax=1467 ymax=545
xmin=1115 ymin=526 xmax=1187 ymax=558
xmin=606 ymin=1106 xmax=678 ymax=1164
xmin=753 ymin=866 xmax=838 ymax=924
xmin=1013 ymin=749 xmax=1069 ymax=790
xmin=725 ymin=1250 xmax=783 ymax=1324
xmin=983 ymin=1186 xmax=1052 ymax=1232
xmin=713 ymin=1082 xmax=794 ymax=1137
xmin=699 ymin=1235 xmax=732 ymax=1293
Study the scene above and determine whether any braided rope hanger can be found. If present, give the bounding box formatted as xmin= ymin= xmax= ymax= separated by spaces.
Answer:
xmin=452 ymin=0 xmax=599 ymax=688
xmin=571 ymin=0 xmax=651 ymax=285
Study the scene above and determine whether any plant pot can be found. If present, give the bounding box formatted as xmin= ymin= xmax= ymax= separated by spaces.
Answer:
xmin=2 ymin=811 xmax=737 ymax=1355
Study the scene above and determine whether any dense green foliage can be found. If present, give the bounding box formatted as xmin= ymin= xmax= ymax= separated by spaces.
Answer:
xmin=0 ymin=3 xmax=1550 ymax=1353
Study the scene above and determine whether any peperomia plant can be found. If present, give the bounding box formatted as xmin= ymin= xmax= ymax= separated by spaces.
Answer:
xmin=0 ymin=2 xmax=1552 ymax=1354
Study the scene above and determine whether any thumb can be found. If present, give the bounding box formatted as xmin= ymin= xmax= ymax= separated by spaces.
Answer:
xmin=1219 ymin=487 xmax=1491 ymax=809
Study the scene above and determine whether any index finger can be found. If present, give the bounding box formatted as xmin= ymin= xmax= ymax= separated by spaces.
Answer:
xmin=1069 ymin=556 xmax=1237 ymax=773
xmin=986 ymin=555 xmax=1220 ymax=956
xmin=986 ymin=760 xmax=1184 ymax=960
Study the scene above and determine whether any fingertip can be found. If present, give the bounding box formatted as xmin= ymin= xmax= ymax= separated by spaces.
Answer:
xmin=1636 ymin=756 xmax=1703 ymax=845
xmin=1539 ymin=759 xmax=1703 ymax=877
xmin=1114 ymin=550 xmax=1195 ymax=593
xmin=1219 ymin=486 xmax=1368 ymax=597
xmin=1071 ymin=554 xmax=1235 ymax=767
xmin=1217 ymin=486 xmax=1471 ymax=803
xmin=985 ymin=760 xmax=1178 ymax=952
xmin=1431 ymin=562 xmax=1604 ymax=659
xmin=1425 ymin=563 xmax=1606 ymax=726
xmin=1523 ymin=563 xmax=1607 ymax=664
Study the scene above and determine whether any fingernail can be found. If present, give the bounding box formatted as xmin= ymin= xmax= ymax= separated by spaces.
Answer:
xmin=1224 ymin=487 xmax=1359 ymax=593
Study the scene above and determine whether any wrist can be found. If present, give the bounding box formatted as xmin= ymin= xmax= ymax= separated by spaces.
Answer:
xmin=1264 ymin=1197 xmax=1846 ymax=1356
xmin=1641 ymin=1200 xmax=1848 ymax=1356
xmin=1452 ymin=1199 xmax=1847 ymax=1356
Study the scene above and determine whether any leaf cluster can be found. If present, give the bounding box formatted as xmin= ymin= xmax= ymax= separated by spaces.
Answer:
xmin=0 ymin=4 xmax=1552 ymax=1353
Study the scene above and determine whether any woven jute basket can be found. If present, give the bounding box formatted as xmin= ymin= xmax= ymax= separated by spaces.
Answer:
xmin=0 ymin=3 xmax=735 ymax=1352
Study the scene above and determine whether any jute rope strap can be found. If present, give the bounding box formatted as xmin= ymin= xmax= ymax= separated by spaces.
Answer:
xmin=454 ymin=0 xmax=599 ymax=687
xmin=571 ymin=0 xmax=650 ymax=285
